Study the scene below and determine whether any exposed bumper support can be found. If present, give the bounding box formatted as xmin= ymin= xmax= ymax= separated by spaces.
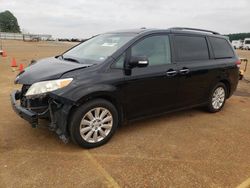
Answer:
xmin=10 ymin=90 xmax=38 ymax=127
xmin=10 ymin=90 xmax=72 ymax=143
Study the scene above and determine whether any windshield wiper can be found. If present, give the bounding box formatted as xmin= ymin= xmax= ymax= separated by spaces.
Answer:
xmin=62 ymin=56 xmax=80 ymax=64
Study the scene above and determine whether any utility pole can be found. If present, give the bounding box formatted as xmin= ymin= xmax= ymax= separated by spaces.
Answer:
xmin=0 ymin=26 xmax=2 ymax=50
xmin=0 ymin=26 xmax=2 ymax=56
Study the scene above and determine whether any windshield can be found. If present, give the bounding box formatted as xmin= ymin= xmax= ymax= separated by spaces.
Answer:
xmin=62 ymin=33 xmax=135 ymax=64
xmin=245 ymin=40 xmax=250 ymax=44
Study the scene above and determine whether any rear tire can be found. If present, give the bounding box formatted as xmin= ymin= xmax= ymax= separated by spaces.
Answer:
xmin=207 ymin=83 xmax=227 ymax=113
xmin=69 ymin=99 xmax=119 ymax=148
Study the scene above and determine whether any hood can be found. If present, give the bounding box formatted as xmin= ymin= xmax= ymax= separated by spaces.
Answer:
xmin=15 ymin=57 xmax=93 ymax=85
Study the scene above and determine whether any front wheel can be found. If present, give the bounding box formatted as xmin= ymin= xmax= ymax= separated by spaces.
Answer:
xmin=69 ymin=99 xmax=119 ymax=148
xmin=207 ymin=83 xmax=227 ymax=113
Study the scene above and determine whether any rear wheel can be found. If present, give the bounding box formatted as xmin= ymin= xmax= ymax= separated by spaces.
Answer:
xmin=207 ymin=83 xmax=227 ymax=113
xmin=69 ymin=99 xmax=118 ymax=148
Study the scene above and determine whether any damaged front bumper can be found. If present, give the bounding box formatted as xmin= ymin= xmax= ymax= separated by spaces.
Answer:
xmin=10 ymin=90 xmax=72 ymax=143
xmin=11 ymin=90 xmax=38 ymax=127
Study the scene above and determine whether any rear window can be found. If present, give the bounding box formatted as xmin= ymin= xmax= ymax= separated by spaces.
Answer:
xmin=209 ymin=37 xmax=234 ymax=59
xmin=174 ymin=35 xmax=209 ymax=61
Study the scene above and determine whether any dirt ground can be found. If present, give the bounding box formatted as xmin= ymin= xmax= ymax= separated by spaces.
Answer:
xmin=0 ymin=40 xmax=250 ymax=188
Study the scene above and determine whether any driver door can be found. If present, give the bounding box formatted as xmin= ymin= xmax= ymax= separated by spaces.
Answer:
xmin=123 ymin=35 xmax=179 ymax=119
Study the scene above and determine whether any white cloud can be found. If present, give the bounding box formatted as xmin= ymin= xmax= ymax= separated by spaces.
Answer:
xmin=1 ymin=0 xmax=250 ymax=38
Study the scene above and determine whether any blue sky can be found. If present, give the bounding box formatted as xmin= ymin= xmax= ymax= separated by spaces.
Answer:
xmin=1 ymin=0 xmax=250 ymax=38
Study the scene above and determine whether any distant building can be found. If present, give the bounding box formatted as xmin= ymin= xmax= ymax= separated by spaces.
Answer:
xmin=23 ymin=34 xmax=52 ymax=41
xmin=0 ymin=32 xmax=52 ymax=41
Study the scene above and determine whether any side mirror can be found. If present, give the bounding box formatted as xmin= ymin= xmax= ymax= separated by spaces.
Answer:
xmin=129 ymin=56 xmax=149 ymax=68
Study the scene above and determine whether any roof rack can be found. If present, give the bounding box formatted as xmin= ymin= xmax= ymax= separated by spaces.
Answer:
xmin=169 ymin=27 xmax=220 ymax=35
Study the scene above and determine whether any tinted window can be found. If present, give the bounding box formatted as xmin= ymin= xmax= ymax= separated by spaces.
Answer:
xmin=111 ymin=53 xmax=125 ymax=69
xmin=131 ymin=35 xmax=171 ymax=66
xmin=210 ymin=37 xmax=234 ymax=59
xmin=174 ymin=35 xmax=209 ymax=61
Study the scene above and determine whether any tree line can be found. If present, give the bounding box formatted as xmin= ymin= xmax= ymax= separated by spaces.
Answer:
xmin=225 ymin=33 xmax=250 ymax=41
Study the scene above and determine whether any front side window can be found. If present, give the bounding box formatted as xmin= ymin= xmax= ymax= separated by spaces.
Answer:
xmin=111 ymin=53 xmax=125 ymax=69
xmin=63 ymin=34 xmax=135 ymax=64
xmin=174 ymin=35 xmax=209 ymax=61
xmin=131 ymin=35 xmax=171 ymax=66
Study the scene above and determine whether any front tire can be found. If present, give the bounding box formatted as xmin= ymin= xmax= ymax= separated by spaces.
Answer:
xmin=69 ymin=99 xmax=119 ymax=148
xmin=207 ymin=83 xmax=227 ymax=113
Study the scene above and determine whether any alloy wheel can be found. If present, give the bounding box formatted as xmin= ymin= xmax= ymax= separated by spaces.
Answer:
xmin=79 ymin=107 xmax=113 ymax=143
xmin=212 ymin=87 xmax=225 ymax=110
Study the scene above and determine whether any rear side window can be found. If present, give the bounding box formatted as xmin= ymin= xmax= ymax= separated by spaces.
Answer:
xmin=209 ymin=37 xmax=234 ymax=59
xmin=174 ymin=35 xmax=209 ymax=61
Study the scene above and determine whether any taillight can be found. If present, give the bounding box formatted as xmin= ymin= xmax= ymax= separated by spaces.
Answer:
xmin=236 ymin=59 xmax=241 ymax=68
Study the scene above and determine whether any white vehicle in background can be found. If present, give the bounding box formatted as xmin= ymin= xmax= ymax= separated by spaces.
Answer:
xmin=231 ymin=40 xmax=243 ymax=49
xmin=243 ymin=38 xmax=250 ymax=50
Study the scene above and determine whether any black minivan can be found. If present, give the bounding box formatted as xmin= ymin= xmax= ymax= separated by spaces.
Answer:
xmin=11 ymin=27 xmax=239 ymax=148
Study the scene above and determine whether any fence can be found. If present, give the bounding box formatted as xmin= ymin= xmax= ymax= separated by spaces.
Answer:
xmin=0 ymin=32 xmax=52 ymax=41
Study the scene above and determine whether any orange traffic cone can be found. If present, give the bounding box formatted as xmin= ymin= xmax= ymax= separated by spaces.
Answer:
xmin=19 ymin=63 xmax=24 ymax=72
xmin=2 ymin=50 xmax=7 ymax=57
xmin=11 ymin=58 xmax=17 ymax=67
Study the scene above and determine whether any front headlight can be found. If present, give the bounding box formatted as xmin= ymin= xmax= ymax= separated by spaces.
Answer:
xmin=25 ymin=78 xmax=73 ymax=97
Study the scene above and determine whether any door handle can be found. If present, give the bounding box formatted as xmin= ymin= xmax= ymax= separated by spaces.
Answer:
xmin=179 ymin=68 xmax=190 ymax=75
xmin=166 ymin=69 xmax=177 ymax=77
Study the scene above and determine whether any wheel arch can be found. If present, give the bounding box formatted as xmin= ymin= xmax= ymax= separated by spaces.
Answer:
xmin=208 ymin=76 xmax=231 ymax=99
xmin=219 ymin=79 xmax=231 ymax=98
xmin=66 ymin=91 xmax=124 ymax=134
